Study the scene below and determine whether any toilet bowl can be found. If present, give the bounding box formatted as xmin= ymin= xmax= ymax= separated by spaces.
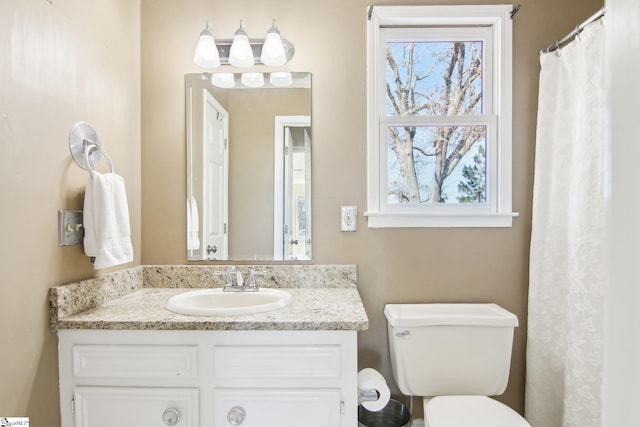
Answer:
xmin=384 ymin=303 xmax=531 ymax=427
xmin=424 ymin=396 xmax=530 ymax=427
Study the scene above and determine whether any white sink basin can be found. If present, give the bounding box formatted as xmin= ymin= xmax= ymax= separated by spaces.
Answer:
xmin=165 ymin=288 xmax=292 ymax=317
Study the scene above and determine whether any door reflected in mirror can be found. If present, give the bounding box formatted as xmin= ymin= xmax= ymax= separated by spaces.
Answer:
xmin=274 ymin=116 xmax=311 ymax=260
xmin=185 ymin=73 xmax=312 ymax=261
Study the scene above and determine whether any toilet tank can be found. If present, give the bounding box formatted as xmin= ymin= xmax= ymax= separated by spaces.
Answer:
xmin=384 ymin=303 xmax=518 ymax=397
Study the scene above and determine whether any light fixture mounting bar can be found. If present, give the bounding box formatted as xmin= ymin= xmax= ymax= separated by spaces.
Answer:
xmin=213 ymin=38 xmax=295 ymax=65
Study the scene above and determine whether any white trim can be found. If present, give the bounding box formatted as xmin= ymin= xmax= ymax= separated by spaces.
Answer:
xmin=366 ymin=4 xmax=516 ymax=228
xmin=371 ymin=4 xmax=512 ymax=25
xmin=365 ymin=211 xmax=519 ymax=228
xmin=379 ymin=115 xmax=496 ymax=126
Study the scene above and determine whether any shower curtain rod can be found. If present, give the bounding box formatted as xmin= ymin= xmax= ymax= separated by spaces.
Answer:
xmin=541 ymin=6 xmax=606 ymax=54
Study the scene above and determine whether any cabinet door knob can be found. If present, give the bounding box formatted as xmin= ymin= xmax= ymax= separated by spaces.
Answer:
xmin=227 ymin=406 xmax=246 ymax=426
xmin=163 ymin=408 xmax=181 ymax=426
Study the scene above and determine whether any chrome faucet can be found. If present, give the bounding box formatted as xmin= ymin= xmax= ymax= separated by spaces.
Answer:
xmin=216 ymin=267 xmax=265 ymax=292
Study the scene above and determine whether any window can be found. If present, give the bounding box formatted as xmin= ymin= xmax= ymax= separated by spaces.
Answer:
xmin=366 ymin=5 xmax=518 ymax=227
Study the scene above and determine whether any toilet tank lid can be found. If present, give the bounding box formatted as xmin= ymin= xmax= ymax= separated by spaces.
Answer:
xmin=384 ymin=303 xmax=518 ymax=328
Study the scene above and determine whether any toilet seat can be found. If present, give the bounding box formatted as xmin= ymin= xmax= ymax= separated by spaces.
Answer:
xmin=425 ymin=396 xmax=531 ymax=427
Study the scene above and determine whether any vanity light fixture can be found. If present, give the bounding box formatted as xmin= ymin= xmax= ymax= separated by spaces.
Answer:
xmin=193 ymin=19 xmax=295 ymax=69
xmin=229 ymin=20 xmax=254 ymax=68
xmin=260 ymin=20 xmax=287 ymax=66
xmin=193 ymin=21 xmax=221 ymax=68
xmin=241 ymin=72 xmax=265 ymax=88
xmin=211 ymin=72 xmax=235 ymax=88
xmin=269 ymin=71 xmax=293 ymax=87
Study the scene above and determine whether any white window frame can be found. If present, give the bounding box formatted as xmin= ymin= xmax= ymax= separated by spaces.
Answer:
xmin=366 ymin=5 xmax=518 ymax=227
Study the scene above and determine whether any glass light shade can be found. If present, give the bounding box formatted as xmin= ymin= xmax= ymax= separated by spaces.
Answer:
xmin=269 ymin=71 xmax=293 ymax=87
xmin=211 ymin=73 xmax=236 ymax=88
xmin=260 ymin=21 xmax=286 ymax=66
xmin=229 ymin=21 xmax=255 ymax=68
xmin=193 ymin=29 xmax=220 ymax=68
xmin=241 ymin=72 xmax=264 ymax=88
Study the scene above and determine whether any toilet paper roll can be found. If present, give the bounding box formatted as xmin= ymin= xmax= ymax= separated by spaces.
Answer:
xmin=358 ymin=368 xmax=391 ymax=412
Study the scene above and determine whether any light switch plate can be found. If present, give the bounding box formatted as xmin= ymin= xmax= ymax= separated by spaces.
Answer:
xmin=58 ymin=210 xmax=84 ymax=246
xmin=341 ymin=206 xmax=357 ymax=232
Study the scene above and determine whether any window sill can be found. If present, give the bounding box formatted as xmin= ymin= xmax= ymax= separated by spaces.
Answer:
xmin=364 ymin=211 xmax=519 ymax=228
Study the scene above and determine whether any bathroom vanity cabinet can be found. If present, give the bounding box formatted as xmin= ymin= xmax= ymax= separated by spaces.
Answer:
xmin=50 ymin=266 xmax=368 ymax=427
xmin=57 ymin=329 xmax=358 ymax=427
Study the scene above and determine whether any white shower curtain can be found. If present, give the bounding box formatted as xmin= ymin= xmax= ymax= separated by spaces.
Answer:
xmin=526 ymin=20 xmax=607 ymax=427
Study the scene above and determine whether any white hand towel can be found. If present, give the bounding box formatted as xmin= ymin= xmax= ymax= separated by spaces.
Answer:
xmin=83 ymin=171 xmax=133 ymax=269
xmin=187 ymin=197 xmax=201 ymax=250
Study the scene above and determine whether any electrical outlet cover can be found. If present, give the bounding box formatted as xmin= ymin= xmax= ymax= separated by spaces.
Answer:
xmin=341 ymin=206 xmax=357 ymax=232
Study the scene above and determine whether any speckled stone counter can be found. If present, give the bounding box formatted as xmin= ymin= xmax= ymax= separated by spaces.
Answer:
xmin=49 ymin=265 xmax=369 ymax=332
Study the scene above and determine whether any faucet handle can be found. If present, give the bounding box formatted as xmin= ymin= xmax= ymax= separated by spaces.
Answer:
xmin=247 ymin=269 xmax=266 ymax=287
xmin=214 ymin=266 xmax=237 ymax=286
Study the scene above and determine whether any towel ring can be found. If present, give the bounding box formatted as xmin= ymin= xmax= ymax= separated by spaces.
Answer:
xmin=84 ymin=143 xmax=115 ymax=173
xmin=69 ymin=121 xmax=114 ymax=173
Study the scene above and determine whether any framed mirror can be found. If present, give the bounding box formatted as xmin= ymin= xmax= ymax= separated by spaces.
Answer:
xmin=185 ymin=72 xmax=312 ymax=261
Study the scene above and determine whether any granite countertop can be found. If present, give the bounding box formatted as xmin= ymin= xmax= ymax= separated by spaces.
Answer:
xmin=53 ymin=287 xmax=368 ymax=331
xmin=50 ymin=265 xmax=369 ymax=332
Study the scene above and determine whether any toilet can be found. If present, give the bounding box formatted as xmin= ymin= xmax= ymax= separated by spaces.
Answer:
xmin=384 ymin=303 xmax=531 ymax=427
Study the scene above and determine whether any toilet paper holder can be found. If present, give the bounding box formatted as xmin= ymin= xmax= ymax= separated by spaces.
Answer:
xmin=359 ymin=389 xmax=380 ymax=402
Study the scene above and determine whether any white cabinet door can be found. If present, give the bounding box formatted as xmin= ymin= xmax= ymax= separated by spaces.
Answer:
xmin=74 ymin=387 xmax=199 ymax=427
xmin=214 ymin=388 xmax=342 ymax=427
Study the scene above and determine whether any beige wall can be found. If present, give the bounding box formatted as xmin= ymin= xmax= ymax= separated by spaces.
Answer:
xmin=0 ymin=0 xmax=141 ymax=424
xmin=141 ymin=0 xmax=602 ymax=415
